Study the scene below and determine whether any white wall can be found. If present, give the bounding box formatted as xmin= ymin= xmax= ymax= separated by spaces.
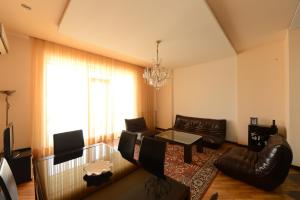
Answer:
xmin=0 ymin=33 xmax=32 ymax=151
xmin=288 ymin=28 xmax=300 ymax=166
xmin=173 ymin=56 xmax=238 ymax=142
xmin=236 ymin=41 xmax=286 ymax=145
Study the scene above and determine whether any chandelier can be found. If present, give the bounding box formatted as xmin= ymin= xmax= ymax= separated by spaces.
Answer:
xmin=143 ymin=40 xmax=170 ymax=90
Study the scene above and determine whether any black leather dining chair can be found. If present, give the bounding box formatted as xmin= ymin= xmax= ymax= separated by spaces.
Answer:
xmin=0 ymin=158 xmax=18 ymax=200
xmin=118 ymin=130 xmax=137 ymax=163
xmin=53 ymin=129 xmax=84 ymax=155
xmin=138 ymin=136 xmax=166 ymax=178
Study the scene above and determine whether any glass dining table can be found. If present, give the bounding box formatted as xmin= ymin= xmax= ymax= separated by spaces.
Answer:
xmin=34 ymin=143 xmax=190 ymax=200
xmin=33 ymin=143 xmax=137 ymax=200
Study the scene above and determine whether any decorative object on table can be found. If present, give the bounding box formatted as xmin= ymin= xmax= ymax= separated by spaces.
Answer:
xmin=143 ymin=40 xmax=170 ymax=90
xmin=83 ymin=160 xmax=114 ymax=186
xmin=250 ymin=117 xmax=258 ymax=125
xmin=215 ymin=135 xmax=292 ymax=191
xmin=83 ymin=171 xmax=113 ymax=186
xmin=248 ymin=120 xmax=278 ymax=151
xmin=84 ymin=160 xmax=113 ymax=176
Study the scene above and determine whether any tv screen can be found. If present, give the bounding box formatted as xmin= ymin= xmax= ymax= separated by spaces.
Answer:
xmin=3 ymin=124 xmax=13 ymax=159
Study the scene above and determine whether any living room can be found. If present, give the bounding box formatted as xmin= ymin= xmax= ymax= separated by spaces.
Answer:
xmin=0 ymin=0 xmax=300 ymax=199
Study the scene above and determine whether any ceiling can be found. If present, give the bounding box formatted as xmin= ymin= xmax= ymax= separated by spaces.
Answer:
xmin=0 ymin=0 xmax=299 ymax=67
xmin=291 ymin=2 xmax=300 ymax=28
xmin=206 ymin=0 xmax=300 ymax=52
xmin=58 ymin=0 xmax=235 ymax=68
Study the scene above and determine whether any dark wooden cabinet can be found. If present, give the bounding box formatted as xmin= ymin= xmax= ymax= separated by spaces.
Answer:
xmin=7 ymin=148 xmax=32 ymax=184
xmin=248 ymin=125 xmax=278 ymax=151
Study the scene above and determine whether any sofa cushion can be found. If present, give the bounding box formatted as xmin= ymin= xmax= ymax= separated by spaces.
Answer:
xmin=173 ymin=115 xmax=226 ymax=148
xmin=215 ymin=147 xmax=258 ymax=177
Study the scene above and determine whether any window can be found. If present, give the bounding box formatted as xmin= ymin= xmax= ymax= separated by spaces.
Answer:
xmin=45 ymin=54 xmax=138 ymax=145
xmin=31 ymin=39 xmax=154 ymax=157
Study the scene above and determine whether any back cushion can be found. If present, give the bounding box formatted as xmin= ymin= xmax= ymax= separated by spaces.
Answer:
xmin=125 ymin=117 xmax=147 ymax=132
xmin=174 ymin=115 xmax=226 ymax=135
xmin=255 ymin=135 xmax=292 ymax=177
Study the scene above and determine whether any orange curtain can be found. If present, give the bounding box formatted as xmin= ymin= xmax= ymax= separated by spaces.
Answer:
xmin=31 ymin=38 xmax=154 ymax=158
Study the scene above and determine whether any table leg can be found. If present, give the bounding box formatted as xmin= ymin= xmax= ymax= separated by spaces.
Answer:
xmin=184 ymin=145 xmax=192 ymax=163
xmin=197 ymin=138 xmax=203 ymax=153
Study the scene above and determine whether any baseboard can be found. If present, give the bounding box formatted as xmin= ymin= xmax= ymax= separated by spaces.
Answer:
xmin=155 ymin=127 xmax=172 ymax=131
xmin=291 ymin=165 xmax=300 ymax=171
xmin=225 ymin=140 xmax=248 ymax=148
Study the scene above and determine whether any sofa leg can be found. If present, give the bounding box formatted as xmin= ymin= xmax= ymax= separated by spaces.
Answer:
xmin=184 ymin=145 xmax=192 ymax=163
xmin=197 ymin=138 xmax=203 ymax=153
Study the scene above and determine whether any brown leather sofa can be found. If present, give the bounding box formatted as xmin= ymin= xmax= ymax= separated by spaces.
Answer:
xmin=214 ymin=135 xmax=293 ymax=190
xmin=172 ymin=115 xmax=226 ymax=148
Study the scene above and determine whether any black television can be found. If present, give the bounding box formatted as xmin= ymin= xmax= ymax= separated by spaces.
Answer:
xmin=3 ymin=124 xmax=14 ymax=159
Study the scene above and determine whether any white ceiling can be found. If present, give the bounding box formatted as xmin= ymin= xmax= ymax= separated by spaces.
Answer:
xmin=0 ymin=0 xmax=235 ymax=68
xmin=0 ymin=0 xmax=299 ymax=67
xmin=206 ymin=0 xmax=300 ymax=52
xmin=59 ymin=0 xmax=235 ymax=68
xmin=291 ymin=2 xmax=300 ymax=29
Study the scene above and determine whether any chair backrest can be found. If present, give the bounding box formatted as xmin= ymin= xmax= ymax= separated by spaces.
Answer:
xmin=125 ymin=117 xmax=147 ymax=132
xmin=0 ymin=158 xmax=18 ymax=200
xmin=53 ymin=130 xmax=84 ymax=155
xmin=118 ymin=131 xmax=137 ymax=162
xmin=138 ymin=136 xmax=166 ymax=178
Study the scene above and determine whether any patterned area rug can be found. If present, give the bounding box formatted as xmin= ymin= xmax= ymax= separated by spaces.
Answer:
xmin=135 ymin=144 xmax=225 ymax=200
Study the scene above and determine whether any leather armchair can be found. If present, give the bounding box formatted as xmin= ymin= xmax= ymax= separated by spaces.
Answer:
xmin=214 ymin=135 xmax=293 ymax=190
xmin=125 ymin=117 xmax=160 ymax=141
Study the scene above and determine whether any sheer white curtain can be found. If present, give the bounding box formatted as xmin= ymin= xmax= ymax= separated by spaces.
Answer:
xmin=31 ymin=39 xmax=154 ymax=157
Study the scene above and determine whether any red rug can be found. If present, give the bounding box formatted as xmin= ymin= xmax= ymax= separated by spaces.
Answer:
xmin=135 ymin=144 xmax=225 ymax=200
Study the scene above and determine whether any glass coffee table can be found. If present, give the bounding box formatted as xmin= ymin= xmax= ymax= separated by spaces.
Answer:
xmin=155 ymin=130 xmax=203 ymax=163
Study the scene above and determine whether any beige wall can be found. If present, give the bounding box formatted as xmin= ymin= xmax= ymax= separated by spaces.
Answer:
xmin=288 ymin=28 xmax=300 ymax=166
xmin=157 ymin=41 xmax=287 ymax=146
xmin=0 ymin=33 xmax=32 ymax=151
xmin=156 ymin=73 xmax=173 ymax=129
xmin=173 ymin=56 xmax=238 ymax=142
xmin=236 ymin=41 xmax=286 ymax=145
xmin=284 ymin=31 xmax=290 ymax=150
